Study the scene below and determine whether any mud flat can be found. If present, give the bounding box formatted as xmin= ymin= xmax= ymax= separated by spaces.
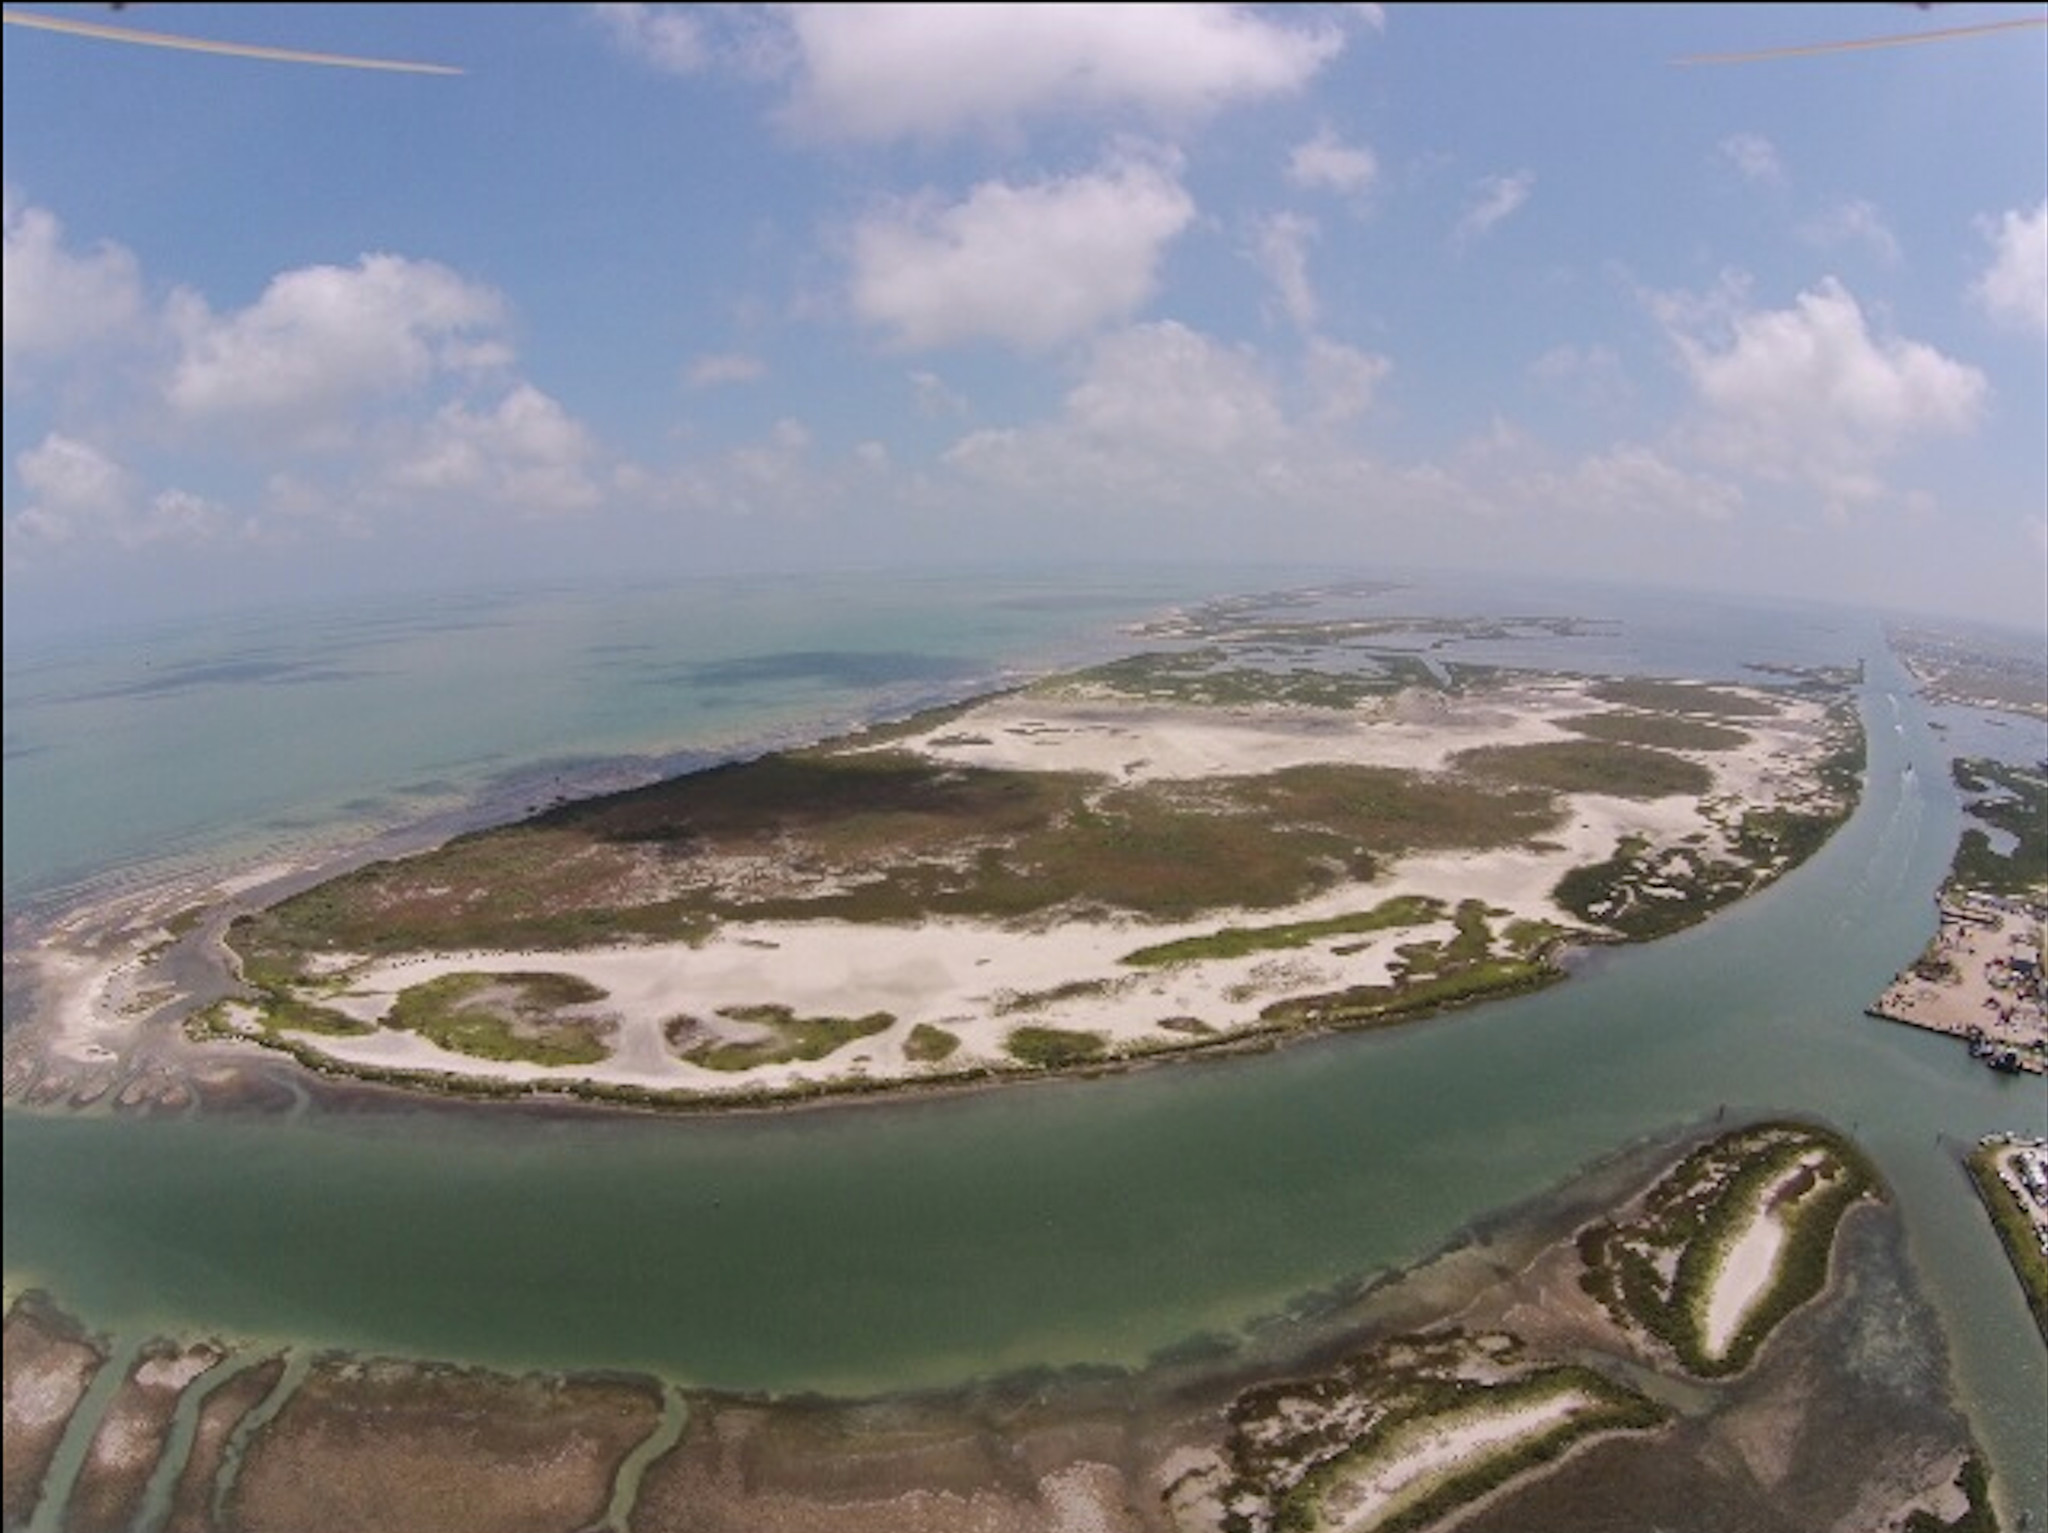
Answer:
xmin=1 ymin=1117 xmax=1992 ymax=1533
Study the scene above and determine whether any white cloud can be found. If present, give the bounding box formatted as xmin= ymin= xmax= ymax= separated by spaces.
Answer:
xmin=687 ymin=352 xmax=768 ymax=388
xmin=380 ymin=385 xmax=602 ymax=515
xmin=944 ymin=322 xmax=1290 ymax=506
xmin=1065 ymin=322 xmax=1288 ymax=455
xmin=1973 ymin=201 xmax=2048 ymax=334
xmin=165 ymin=254 xmax=509 ymax=448
xmin=1716 ymin=132 xmax=1786 ymax=187
xmin=7 ymin=433 xmax=229 ymax=551
xmin=1798 ymin=199 xmax=1901 ymax=265
xmin=2 ymin=191 xmax=144 ymax=392
xmin=941 ymin=324 xmax=1386 ymax=507
xmin=848 ymin=156 xmax=1195 ymax=351
xmin=592 ymin=2 xmax=707 ymax=73
xmin=1453 ymin=171 xmax=1533 ymax=247
xmin=1287 ymin=128 xmax=1378 ymax=197
xmin=1656 ymin=275 xmax=1987 ymax=512
xmin=11 ymin=433 xmax=136 ymax=544
xmin=910 ymin=370 xmax=970 ymax=419
xmin=1516 ymin=443 xmax=1745 ymax=524
xmin=774 ymin=2 xmax=1351 ymax=142
xmin=1529 ymin=344 xmax=1633 ymax=413
xmin=1303 ymin=337 xmax=1390 ymax=424
xmin=1253 ymin=213 xmax=1319 ymax=330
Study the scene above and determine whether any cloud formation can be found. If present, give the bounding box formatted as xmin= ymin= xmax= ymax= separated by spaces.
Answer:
xmin=773 ymin=2 xmax=1351 ymax=142
xmin=848 ymin=156 xmax=1195 ymax=351
xmin=1657 ymin=275 xmax=1986 ymax=512
xmin=1287 ymin=128 xmax=1379 ymax=197
xmin=1454 ymin=172 xmax=1534 ymax=247
xmin=1973 ymin=201 xmax=2048 ymax=334
xmin=164 ymin=255 xmax=509 ymax=449
xmin=2 ymin=191 xmax=144 ymax=391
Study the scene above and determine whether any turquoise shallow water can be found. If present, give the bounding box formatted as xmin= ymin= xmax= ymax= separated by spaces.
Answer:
xmin=5 ymin=567 xmax=2045 ymax=1516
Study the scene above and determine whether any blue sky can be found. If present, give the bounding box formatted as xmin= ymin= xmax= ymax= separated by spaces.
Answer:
xmin=4 ymin=2 xmax=2045 ymax=639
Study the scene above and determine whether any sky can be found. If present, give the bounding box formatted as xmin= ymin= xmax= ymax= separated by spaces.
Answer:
xmin=4 ymin=2 xmax=2045 ymax=642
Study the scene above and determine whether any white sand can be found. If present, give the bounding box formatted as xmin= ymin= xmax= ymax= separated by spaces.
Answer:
xmin=1319 ymin=1391 xmax=1593 ymax=1530
xmin=1699 ymin=1150 xmax=1830 ymax=1360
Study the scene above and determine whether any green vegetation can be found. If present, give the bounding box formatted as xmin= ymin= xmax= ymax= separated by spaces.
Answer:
xmin=1965 ymin=1145 xmax=2048 ymax=1342
xmin=388 ymin=971 xmax=613 ymax=1066
xmin=1038 ymin=648 xmax=1449 ymax=709
xmin=668 ymin=1004 xmax=893 ymax=1071
xmin=994 ymin=978 xmax=1119 ymax=1015
xmin=1120 ymin=895 xmax=1444 ymax=967
xmin=227 ymin=747 xmax=1562 ymax=986
xmin=187 ymin=992 xmax=374 ymax=1042
xmin=1950 ymin=757 xmax=2048 ymax=897
xmin=1276 ymin=1371 xmax=1666 ymax=1533
xmin=1213 ymin=1331 xmax=1665 ymax=1533
xmin=1556 ymin=837 xmax=1764 ymax=941
xmin=1452 ymin=739 xmax=1714 ymax=800
xmin=1589 ymin=678 xmax=1782 ymax=718
xmin=902 ymin=1023 xmax=961 ymax=1063
xmin=1005 ymin=1025 xmax=1109 ymax=1068
xmin=1558 ymin=711 xmax=1750 ymax=751
xmin=1257 ymin=900 xmax=1562 ymax=1032
xmin=1576 ymin=1122 xmax=1880 ymax=1377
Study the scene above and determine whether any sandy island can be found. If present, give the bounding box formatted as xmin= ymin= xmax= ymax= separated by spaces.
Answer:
xmin=8 ymin=666 xmax=1858 ymax=1114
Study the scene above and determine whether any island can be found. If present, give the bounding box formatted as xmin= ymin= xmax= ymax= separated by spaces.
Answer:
xmin=8 ymin=606 xmax=1865 ymax=1117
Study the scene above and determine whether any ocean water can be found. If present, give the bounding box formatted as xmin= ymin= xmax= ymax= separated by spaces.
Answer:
xmin=4 ymin=565 xmax=2045 ymax=1518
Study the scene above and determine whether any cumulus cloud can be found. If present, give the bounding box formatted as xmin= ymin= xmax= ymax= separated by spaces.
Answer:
xmin=591 ymin=2 xmax=708 ymax=73
xmin=1529 ymin=344 xmax=1634 ymax=414
xmin=1973 ymin=201 xmax=2048 ymax=334
xmin=2 ymin=191 xmax=145 ymax=392
xmin=380 ymin=384 xmax=602 ymax=515
xmin=686 ymin=351 xmax=768 ymax=388
xmin=1514 ymin=443 xmax=1745 ymax=524
xmin=1655 ymin=275 xmax=1987 ymax=511
xmin=772 ymin=2 xmax=1350 ymax=142
xmin=1287 ymin=128 xmax=1378 ymax=197
xmin=7 ymin=433 xmax=228 ymax=552
xmin=1798 ymin=199 xmax=1901 ymax=265
xmin=1253 ymin=213 xmax=1319 ymax=330
xmin=1303 ymin=337 xmax=1390 ymax=424
xmin=1453 ymin=171 xmax=1533 ymax=247
xmin=944 ymin=322 xmax=1288 ymax=505
xmin=848 ymin=156 xmax=1195 ymax=351
xmin=165 ymin=254 xmax=509 ymax=448
xmin=1716 ymin=132 xmax=1786 ymax=187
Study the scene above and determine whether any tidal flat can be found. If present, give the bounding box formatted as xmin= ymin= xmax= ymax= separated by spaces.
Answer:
xmin=1 ymin=1117 xmax=1992 ymax=1533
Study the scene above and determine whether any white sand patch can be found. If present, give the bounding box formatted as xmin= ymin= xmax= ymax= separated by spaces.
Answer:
xmin=1318 ymin=1391 xmax=1591 ymax=1530
xmin=1700 ymin=1150 xmax=1830 ymax=1360
xmin=3 ymin=1349 xmax=100 ymax=1432
xmin=883 ymin=682 xmax=1596 ymax=784
xmin=132 ymin=1345 xmax=221 ymax=1392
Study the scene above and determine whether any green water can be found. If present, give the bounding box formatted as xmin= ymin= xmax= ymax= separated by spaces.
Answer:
xmin=5 ymin=641 xmax=2045 ymax=1515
